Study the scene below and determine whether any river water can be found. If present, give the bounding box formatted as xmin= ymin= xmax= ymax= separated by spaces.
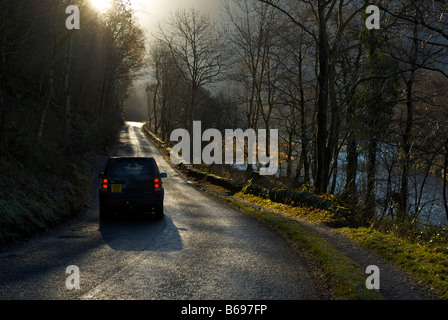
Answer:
xmin=247 ymin=147 xmax=448 ymax=227
xmin=329 ymin=149 xmax=448 ymax=227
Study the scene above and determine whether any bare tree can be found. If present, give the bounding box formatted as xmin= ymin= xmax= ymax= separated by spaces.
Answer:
xmin=100 ymin=0 xmax=146 ymax=116
xmin=147 ymin=39 xmax=191 ymax=140
xmin=156 ymin=8 xmax=227 ymax=146
xmin=222 ymin=0 xmax=282 ymax=132
xmin=259 ymin=0 xmax=367 ymax=193
xmin=378 ymin=0 xmax=448 ymax=222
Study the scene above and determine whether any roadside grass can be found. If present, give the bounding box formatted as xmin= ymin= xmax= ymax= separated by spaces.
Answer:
xmin=231 ymin=191 xmax=447 ymax=299
xmin=339 ymin=227 xmax=448 ymax=299
xmin=235 ymin=192 xmax=347 ymax=226
xmin=0 ymin=110 xmax=122 ymax=248
xmin=0 ymin=153 xmax=90 ymax=247
xmin=225 ymin=196 xmax=384 ymax=300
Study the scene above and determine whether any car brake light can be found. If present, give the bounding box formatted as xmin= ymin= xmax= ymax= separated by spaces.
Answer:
xmin=154 ymin=177 xmax=161 ymax=193
xmin=101 ymin=178 xmax=109 ymax=193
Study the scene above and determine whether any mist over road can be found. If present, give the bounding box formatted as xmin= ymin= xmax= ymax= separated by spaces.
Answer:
xmin=0 ymin=122 xmax=325 ymax=300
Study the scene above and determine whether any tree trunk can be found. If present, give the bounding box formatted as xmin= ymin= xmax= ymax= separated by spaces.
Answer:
xmin=0 ymin=85 xmax=4 ymax=151
xmin=99 ymin=68 xmax=109 ymax=115
xmin=328 ymin=62 xmax=341 ymax=195
xmin=365 ymin=138 xmax=378 ymax=224
xmin=399 ymin=78 xmax=414 ymax=222
xmin=153 ymin=82 xmax=159 ymax=135
xmin=344 ymin=105 xmax=358 ymax=198
xmin=64 ymin=31 xmax=74 ymax=143
xmin=295 ymin=51 xmax=310 ymax=184
xmin=36 ymin=65 xmax=54 ymax=143
xmin=443 ymin=142 xmax=448 ymax=221
xmin=399 ymin=20 xmax=418 ymax=222
xmin=286 ymin=128 xmax=293 ymax=178
xmin=314 ymin=0 xmax=330 ymax=194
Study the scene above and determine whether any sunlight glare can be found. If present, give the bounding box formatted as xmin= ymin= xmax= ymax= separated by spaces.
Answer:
xmin=90 ymin=0 xmax=112 ymax=12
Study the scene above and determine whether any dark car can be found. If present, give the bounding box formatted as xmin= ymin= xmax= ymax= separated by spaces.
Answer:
xmin=99 ymin=157 xmax=167 ymax=221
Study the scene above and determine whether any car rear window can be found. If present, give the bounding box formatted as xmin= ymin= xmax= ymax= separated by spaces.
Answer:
xmin=107 ymin=158 xmax=156 ymax=180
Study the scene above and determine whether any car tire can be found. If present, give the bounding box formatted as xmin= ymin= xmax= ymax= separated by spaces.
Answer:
xmin=99 ymin=204 xmax=110 ymax=222
xmin=154 ymin=204 xmax=164 ymax=220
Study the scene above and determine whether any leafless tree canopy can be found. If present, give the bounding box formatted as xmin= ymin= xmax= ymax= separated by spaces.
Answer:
xmin=0 ymin=0 xmax=146 ymax=149
xmin=145 ymin=0 xmax=448 ymax=225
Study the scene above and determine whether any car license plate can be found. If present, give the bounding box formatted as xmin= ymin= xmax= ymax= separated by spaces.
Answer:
xmin=111 ymin=184 xmax=122 ymax=193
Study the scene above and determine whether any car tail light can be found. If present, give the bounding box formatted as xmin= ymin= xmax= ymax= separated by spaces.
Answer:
xmin=101 ymin=178 xmax=109 ymax=193
xmin=154 ymin=177 xmax=161 ymax=193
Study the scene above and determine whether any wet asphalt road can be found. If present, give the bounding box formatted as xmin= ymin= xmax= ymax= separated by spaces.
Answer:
xmin=0 ymin=122 xmax=324 ymax=300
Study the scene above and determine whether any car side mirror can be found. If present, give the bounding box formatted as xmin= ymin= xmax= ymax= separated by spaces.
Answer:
xmin=160 ymin=173 xmax=167 ymax=178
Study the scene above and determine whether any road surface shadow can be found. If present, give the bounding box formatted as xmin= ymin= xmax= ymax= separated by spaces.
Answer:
xmin=99 ymin=213 xmax=183 ymax=252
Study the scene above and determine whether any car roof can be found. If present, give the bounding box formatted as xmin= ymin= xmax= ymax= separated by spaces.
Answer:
xmin=109 ymin=156 xmax=156 ymax=161
xmin=106 ymin=157 xmax=159 ymax=173
xmin=107 ymin=157 xmax=158 ymax=167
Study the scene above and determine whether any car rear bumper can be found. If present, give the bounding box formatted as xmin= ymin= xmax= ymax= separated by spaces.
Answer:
xmin=99 ymin=192 xmax=163 ymax=215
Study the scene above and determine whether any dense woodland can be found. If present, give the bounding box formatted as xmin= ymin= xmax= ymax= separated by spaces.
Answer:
xmin=145 ymin=0 xmax=448 ymax=226
xmin=0 ymin=0 xmax=146 ymax=244
xmin=0 ymin=0 xmax=145 ymax=152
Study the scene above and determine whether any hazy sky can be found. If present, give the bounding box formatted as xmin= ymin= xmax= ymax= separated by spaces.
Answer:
xmin=131 ymin=0 xmax=224 ymax=36
xmin=123 ymin=0 xmax=227 ymax=121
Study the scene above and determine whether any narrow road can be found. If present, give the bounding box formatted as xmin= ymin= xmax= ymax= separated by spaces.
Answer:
xmin=0 ymin=122 xmax=327 ymax=300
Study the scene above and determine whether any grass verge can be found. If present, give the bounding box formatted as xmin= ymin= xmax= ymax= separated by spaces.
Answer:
xmin=0 ymin=117 xmax=122 ymax=248
xmin=0 ymin=153 xmax=91 ymax=247
xmin=235 ymin=191 xmax=348 ymax=226
xmin=225 ymin=197 xmax=384 ymax=300
xmin=233 ymin=191 xmax=447 ymax=299
xmin=232 ymin=191 xmax=447 ymax=299
xmin=339 ymin=227 xmax=448 ymax=299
